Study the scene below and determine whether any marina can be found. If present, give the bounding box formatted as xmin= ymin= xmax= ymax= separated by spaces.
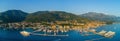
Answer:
xmin=0 ymin=0 xmax=120 ymax=41
xmin=0 ymin=24 xmax=117 ymax=41
xmin=0 ymin=23 xmax=119 ymax=41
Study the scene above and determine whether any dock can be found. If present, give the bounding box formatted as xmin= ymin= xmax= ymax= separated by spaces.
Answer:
xmin=31 ymin=33 xmax=69 ymax=36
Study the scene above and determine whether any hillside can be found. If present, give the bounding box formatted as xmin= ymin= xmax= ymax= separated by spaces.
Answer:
xmin=1 ymin=10 xmax=119 ymax=24
xmin=80 ymin=12 xmax=120 ymax=22
xmin=25 ymin=11 xmax=89 ymax=22
xmin=0 ymin=10 xmax=28 ymax=23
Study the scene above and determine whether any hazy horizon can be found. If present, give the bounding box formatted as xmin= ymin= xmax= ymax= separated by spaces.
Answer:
xmin=0 ymin=0 xmax=120 ymax=16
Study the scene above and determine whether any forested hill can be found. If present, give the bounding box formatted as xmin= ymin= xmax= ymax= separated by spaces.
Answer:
xmin=25 ymin=11 xmax=89 ymax=22
xmin=0 ymin=10 xmax=28 ymax=23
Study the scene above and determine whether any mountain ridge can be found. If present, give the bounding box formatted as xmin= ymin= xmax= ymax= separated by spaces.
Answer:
xmin=80 ymin=12 xmax=120 ymax=22
xmin=0 ymin=10 xmax=28 ymax=23
xmin=0 ymin=10 xmax=120 ymax=23
xmin=25 ymin=11 xmax=89 ymax=23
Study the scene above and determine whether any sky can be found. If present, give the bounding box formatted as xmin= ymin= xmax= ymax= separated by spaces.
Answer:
xmin=0 ymin=0 xmax=120 ymax=16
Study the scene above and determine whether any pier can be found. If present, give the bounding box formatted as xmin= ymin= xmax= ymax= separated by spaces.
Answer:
xmin=20 ymin=31 xmax=69 ymax=37
xmin=31 ymin=33 xmax=69 ymax=36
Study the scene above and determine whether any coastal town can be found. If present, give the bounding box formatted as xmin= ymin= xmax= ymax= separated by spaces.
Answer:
xmin=0 ymin=20 xmax=106 ymax=34
xmin=2 ymin=20 xmax=116 ymax=39
xmin=0 ymin=20 xmax=105 ymax=30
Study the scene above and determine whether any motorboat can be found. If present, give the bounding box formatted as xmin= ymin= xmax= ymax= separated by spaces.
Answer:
xmin=20 ymin=31 xmax=30 ymax=37
xmin=97 ymin=30 xmax=107 ymax=36
xmin=104 ymin=31 xmax=115 ymax=38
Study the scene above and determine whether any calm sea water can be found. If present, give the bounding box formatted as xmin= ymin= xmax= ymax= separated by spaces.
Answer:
xmin=0 ymin=23 xmax=120 ymax=41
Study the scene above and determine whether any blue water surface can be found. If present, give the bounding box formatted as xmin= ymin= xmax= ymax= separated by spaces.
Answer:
xmin=0 ymin=24 xmax=120 ymax=41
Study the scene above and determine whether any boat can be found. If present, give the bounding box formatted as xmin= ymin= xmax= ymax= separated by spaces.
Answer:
xmin=104 ymin=31 xmax=115 ymax=38
xmin=97 ymin=30 xmax=107 ymax=36
xmin=20 ymin=31 xmax=30 ymax=37
xmin=89 ymin=29 xmax=96 ymax=33
xmin=97 ymin=30 xmax=115 ymax=38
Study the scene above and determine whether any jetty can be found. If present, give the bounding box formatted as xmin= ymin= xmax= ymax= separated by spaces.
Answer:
xmin=20 ymin=31 xmax=69 ymax=37
xmin=31 ymin=33 xmax=69 ymax=36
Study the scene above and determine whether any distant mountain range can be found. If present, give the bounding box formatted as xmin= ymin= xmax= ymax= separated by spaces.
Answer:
xmin=0 ymin=10 xmax=120 ymax=23
xmin=80 ymin=12 xmax=120 ymax=22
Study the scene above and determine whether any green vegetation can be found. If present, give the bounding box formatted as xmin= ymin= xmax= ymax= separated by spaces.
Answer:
xmin=25 ymin=11 xmax=90 ymax=23
xmin=0 ymin=10 xmax=119 ymax=24
xmin=0 ymin=10 xmax=28 ymax=23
